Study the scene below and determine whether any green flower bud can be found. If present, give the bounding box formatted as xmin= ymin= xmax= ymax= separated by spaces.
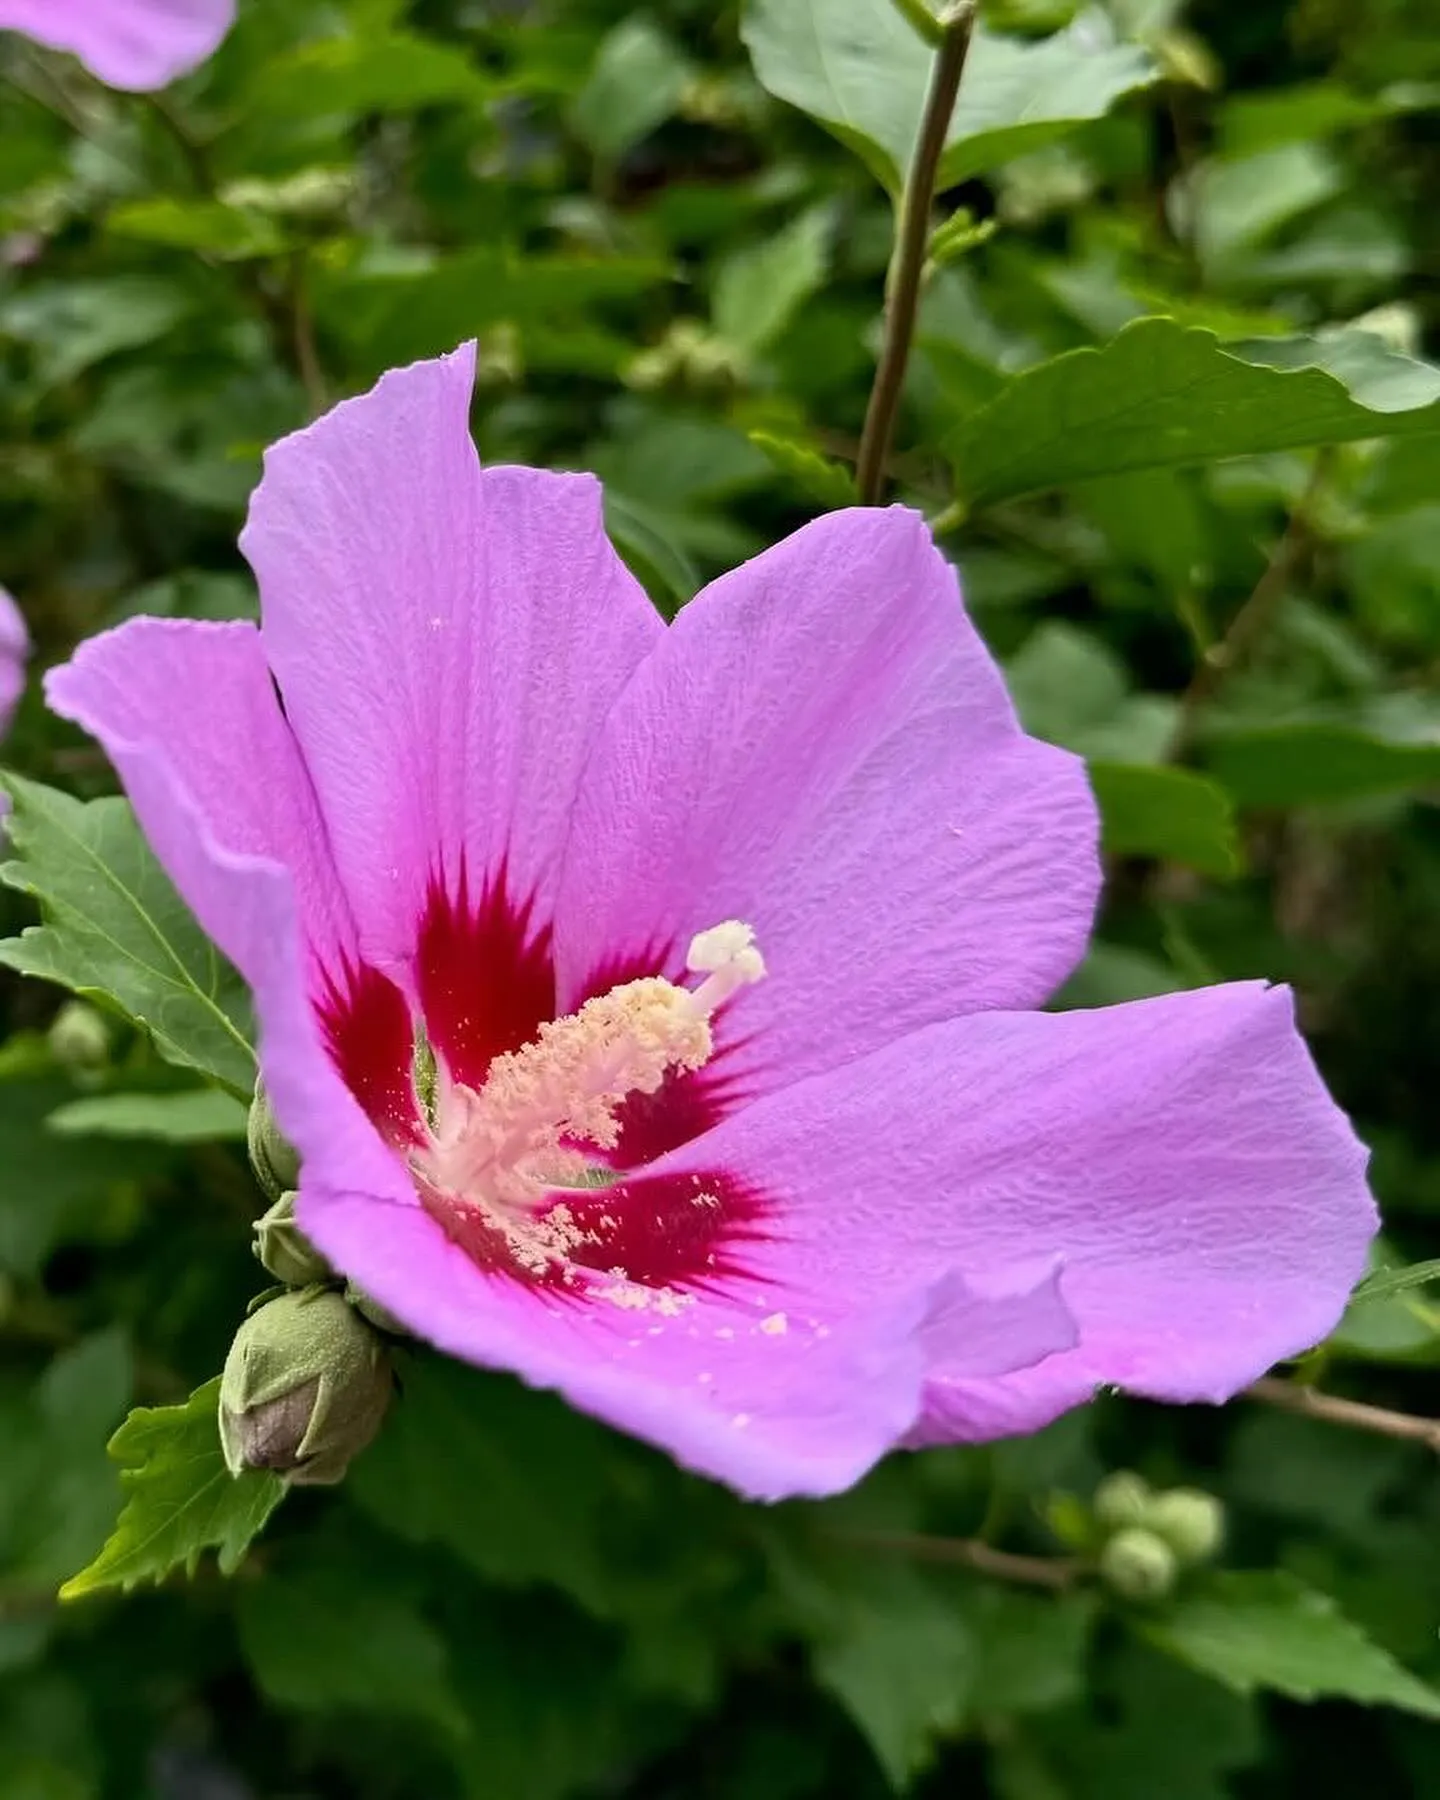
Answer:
xmin=1093 ymin=1470 xmax=1152 ymax=1533
xmin=252 ymin=1190 xmax=332 ymax=1288
xmin=1146 ymin=1488 xmax=1225 ymax=1566
xmin=344 ymin=1281 xmax=409 ymax=1338
xmin=219 ymin=1287 xmax=392 ymax=1486
xmin=1099 ymin=1527 xmax=1178 ymax=1604
xmin=247 ymin=1080 xmax=300 ymax=1202
xmin=48 ymin=999 xmax=111 ymax=1072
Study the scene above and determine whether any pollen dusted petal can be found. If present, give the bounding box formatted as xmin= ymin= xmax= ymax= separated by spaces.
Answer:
xmin=297 ymin=1187 xmax=933 ymax=1500
xmin=554 ymin=1167 xmax=772 ymax=1290
xmin=410 ymin=926 xmax=771 ymax=1292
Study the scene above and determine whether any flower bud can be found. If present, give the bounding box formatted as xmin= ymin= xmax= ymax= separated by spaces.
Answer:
xmin=1099 ymin=1527 xmax=1178 ymax=1604
xmin=344 ymin=1281 xmax=409 ymax=1338
xmin=1146 ymin=1488 xmax=1225 ymax=1566
xmin=247 ymin=1080 xmax=300 ymax=1202
xmin=252 ymin=1190 xmax=332 ymax=1288
xmin=219 ymin=1287 xmax=392 ymax=1486
xmin=1092 ymin=1470 xmax=1152 ymax=1533
xmin=48 ymin=999 xmax=111 ymax=1072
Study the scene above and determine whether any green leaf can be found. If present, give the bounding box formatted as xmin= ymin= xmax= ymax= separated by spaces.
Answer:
xmin=1053 ymin=942 xmax=1184 ymax=1009
xmin=570 ymin=16 xmax=692 ymax=161
xmin=0 ymin=777 xmax=255 ymax=1097
xmin=1204 ymin=724 xmax=1440 ymax=808
xmin=59 ymin=1380 xmax=284 ymax=1601
xmin=348 ymin=1353 xmax=624 ymax=1618
xmin=0 ymin=1077 xmax=166 ymax=1278
xmin=46 ymin=1090 xmax=249 ymax=1143
xmin=713 ymin=207 xmax=831 ymax=356
xmin=237 ymin=1566 xmax=466 ymax=1737
xmin=1352 ymin=1258 xmax=1440 ymax=1303
xmin=1052 ymin=1644 xmax=1262 ymax=1800
xmin=1089 ymin=764 xmax=1241 ymax=878
xmin=963 ymin=1589 xmax=1097 ymax=1719
xmin=444 ymin=1591 xmax=669 ymax=1800
xmin=105 ymin=198 xmax=289 ymax=261
xmin=319 ymin=247 xmax=668 ymax=376
xmin=947 ymin=319 xmax=1440 ymax=509
xmin=1361 ymin=433 xmax=1440 ymax=514
xmin=1216 ymin=80 xmax=1413 ymax=158
xmin=0 ymin=279 xmax=193 ymax=390
xmin=251 ymin=29 xmax=496 ymax=118
xmin=1006 ymin=624 xmax=1177 ymax=763
xmin=749 ymin=429 xmax=859 ymax=508
xmin=712 ymin=206 xmax=828 ymax=358
xmin=1345 ymin=504 xmax=1440 ymax=652
xmin=2 ymin=1331 xmax=134 ymax=1587
xmin=604 ymin=493 xmax=701 ymax=614
xmin=1142 ymin=1572 xmax=1440 ymax=1717
xmin=1190 ymin=144 xmax=1343 ymax=280
xmin=811 ymin=1565 xmax=973 ymax=1788
xmin=741 ymin=1 xmax=1158 ymax=195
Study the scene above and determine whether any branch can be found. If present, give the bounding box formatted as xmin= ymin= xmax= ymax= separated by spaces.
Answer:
xmin=1170 ymin=450 xmax=1331 ymax=761
xmin=144 ymin=96 xmax=329 ymax=417
xmin=855 ymin=3 xmax=977 ymax=505
xmin=832 ymin=1528 xmax=1080 ymax=1590
xmin=1247 ymin=1375 xmax=1440 ymax=1455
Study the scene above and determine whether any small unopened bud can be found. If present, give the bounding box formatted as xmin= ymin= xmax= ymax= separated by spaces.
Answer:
xmin=219 ymin=1287 xmax=392 ymax=1486
xmin=253 ymin=1190 xmax=332 ymax=1288
xmin=247 ymin=1080 xmax=300 ymax=1202
xmin=1146 ymin=1488 xmax=1225 ymax=1565
xmin=48 ymin=999 xmax=111 ymax=1072
xmin=1093 ymin=1470 xmax=1152 ymax=1533
xmin=1100 ymin=1527 xmax=1178 ymax=1603
xmin=344 ymin=1281 xmax=409 ymax=1338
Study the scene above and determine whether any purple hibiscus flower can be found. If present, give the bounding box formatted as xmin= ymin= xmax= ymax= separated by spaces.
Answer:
xmin=0 ymin=589 xmax=28 ymax=736
xmin=0 ymin=0 xmax=234 ymax=90
xmin=46 ymin=345 xmax=1376 ymax=1499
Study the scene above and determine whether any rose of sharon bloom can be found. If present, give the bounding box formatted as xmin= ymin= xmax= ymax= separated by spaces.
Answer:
xmin=46 ymin=345 xmax=1376 ymax=1499
xmin=0 ymin=0 xmax=234 ymax=91
xmin=0 ymin=588 xmax=28 ymax=737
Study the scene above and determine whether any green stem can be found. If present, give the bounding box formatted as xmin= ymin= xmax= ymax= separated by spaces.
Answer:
xmin=1169 ymin=449 xmax=1330 ymax=762
xmin=889 ymin=0 xmax=946 ymax=46
xmin=1247 ymin=1375 xmax=1440 ymax=1455
xmin=855 ymin=2 xmax=977 ymax=506
xmin=834 ymin=1527 xmax=1081 ymax=1590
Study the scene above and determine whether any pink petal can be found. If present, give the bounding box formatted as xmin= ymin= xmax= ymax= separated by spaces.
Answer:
xmin=46 ymin=620 xmax=358 ymax=980
xmin=302 ymin=1187 xmax=930 ymax=1501
xmin=632 ymin=982 xmax=1375 ymax=1442
xmin=0 ymin=0 xmax=234 ymax=89
xmin=0 ymin=587 xmax=28 ymax=738
xmin=918 ymin=1265 xmax=1078 ymax=1380
xmin=46 ymin=622 xmax=420 ymax=1258
xmin=239 ymin=345 xmax=661 ymax=1046
xmin=554 ymin=507 xmax=1099 ymax=1105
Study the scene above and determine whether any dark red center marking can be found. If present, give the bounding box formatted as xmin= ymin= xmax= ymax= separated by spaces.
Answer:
xmin=317 ymin=956 xmax=422 ymax=1148
xmin=315 ymin=868 xmax=771 ymax=1294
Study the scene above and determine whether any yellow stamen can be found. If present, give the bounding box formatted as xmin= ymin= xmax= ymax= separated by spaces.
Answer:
xmin=411 ymin=920 xmax=765 ymax=1270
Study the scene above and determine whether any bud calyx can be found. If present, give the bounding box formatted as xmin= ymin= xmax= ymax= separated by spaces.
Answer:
xmin=252 ymin=1190 xmax=332 ymax=1288
xmin=219 ymin=1286 xmax=392 ymax=1486
xmin=247 ymin=1080 xmax=300 ymax=1203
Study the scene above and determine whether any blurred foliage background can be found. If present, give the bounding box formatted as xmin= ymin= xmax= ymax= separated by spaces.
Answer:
xmin=5 ymin=0 xmax=1440 ymax=1795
